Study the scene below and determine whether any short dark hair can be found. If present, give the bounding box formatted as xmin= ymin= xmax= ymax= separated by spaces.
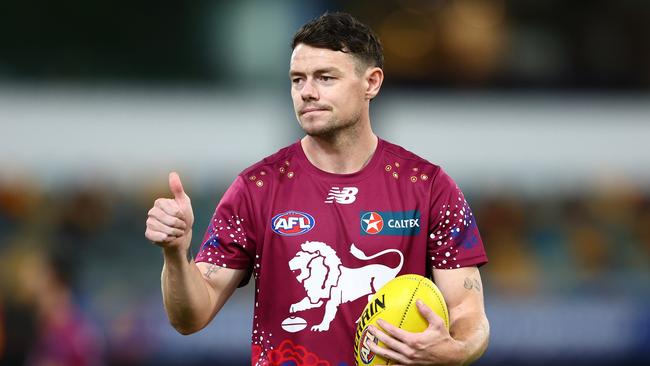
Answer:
xmin=291 ymin=12 xmax=384 ymax=70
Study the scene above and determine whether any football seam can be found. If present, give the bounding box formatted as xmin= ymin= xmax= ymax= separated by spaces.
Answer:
xmin=399 ymin=278 xmax=450 ymax=330
xmin=398 ymin=277 xmax=422 ymax=329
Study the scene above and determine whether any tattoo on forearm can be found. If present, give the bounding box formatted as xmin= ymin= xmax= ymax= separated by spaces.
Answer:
xmin=464 ymin=277 xmax=482 ymax=292
xmin=464 ymin=278 xmax=473 ymax=290
xmin=204 ymin=264 xmax=222 ymax=279
xmin=474 ymin=278 xmax=482 ymax=292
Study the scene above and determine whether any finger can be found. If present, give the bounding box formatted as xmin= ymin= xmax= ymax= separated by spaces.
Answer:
xmin=169 ymin=172 xmax=187 ymax=201
xmin=145 ymin=228 xmax=174 ymax=244
xmin=146 ymin=217 xmax=185 ymax=237
xmin=377 ymin=318 xmax=412 ymax=343
xmin=368 ymin=325 xmax=412 ymax=358
xmin=416 ymin=300 xmax=445 ymax=330
xmin=154 ymin=198 xmax=185 ymax=220
xmin=366 ymin=336 xmax=411 ymax=365
xmin=148 ymin=206 xmax=187 ymax=229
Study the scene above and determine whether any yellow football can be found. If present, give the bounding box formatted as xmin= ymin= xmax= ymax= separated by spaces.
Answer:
xmin=354 ymin=274 xmax=449 ymax=365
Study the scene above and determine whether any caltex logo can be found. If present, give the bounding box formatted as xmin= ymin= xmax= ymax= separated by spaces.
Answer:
xmin=359 ymin=210 xmax=421 ymax=236
xmin=360 ymin=212 xmax=384 ymax=234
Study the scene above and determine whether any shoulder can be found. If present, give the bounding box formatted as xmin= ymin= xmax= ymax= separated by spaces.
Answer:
xmin=380 ymin=139 xmax=443 ymax=182
xmin=236 ymin=142 xmax=300 ymax=189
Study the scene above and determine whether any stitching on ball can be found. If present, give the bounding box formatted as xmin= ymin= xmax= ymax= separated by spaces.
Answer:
xmin=398 ymin=276 xmax=423 ymax=329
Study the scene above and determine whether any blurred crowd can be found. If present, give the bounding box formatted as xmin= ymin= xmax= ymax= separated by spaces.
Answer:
xmin=474 ymin=179 xmax=650 ymax=298
xmin=1 ymin=174 xmax=649 ymax=365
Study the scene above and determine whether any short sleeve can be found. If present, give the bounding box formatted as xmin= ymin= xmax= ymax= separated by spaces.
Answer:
xmin=427 ymin=170 xmax=488 ymax=270
xmin=195 ymin=175 xmax=256 ymax=283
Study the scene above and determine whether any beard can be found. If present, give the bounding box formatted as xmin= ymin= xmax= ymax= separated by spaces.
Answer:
xmin=298 ymin=110 xmax=362 ymax=139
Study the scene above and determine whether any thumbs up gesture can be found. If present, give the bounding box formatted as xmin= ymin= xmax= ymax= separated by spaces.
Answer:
xmin=145 ymin=172 xmax=195 ymax=252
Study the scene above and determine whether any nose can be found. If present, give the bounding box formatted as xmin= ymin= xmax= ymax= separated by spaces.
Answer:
xmin=300 ymin=79 xmax=319 ymax=101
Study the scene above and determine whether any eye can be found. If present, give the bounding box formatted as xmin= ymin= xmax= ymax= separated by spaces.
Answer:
xmin=320 ymin=75 xmax=333 ymax=82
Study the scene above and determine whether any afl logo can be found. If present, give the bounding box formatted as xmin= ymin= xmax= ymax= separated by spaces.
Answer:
xmin=271 ymin=211 xmax=315 ymax=236
xmin=359 ymin=327 xmax=378 ymax=364
xmin=360 ymin=212 xmax=384 ymax=235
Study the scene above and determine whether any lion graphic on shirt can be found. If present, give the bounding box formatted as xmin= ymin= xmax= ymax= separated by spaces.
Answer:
xmin=288 ymin=241 xmax=404 ymax=332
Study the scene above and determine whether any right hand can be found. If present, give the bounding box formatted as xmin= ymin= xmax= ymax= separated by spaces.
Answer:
xmin=145 ymin=172 xmax=195 ymax=252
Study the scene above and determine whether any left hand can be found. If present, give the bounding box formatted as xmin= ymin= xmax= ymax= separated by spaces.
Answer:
xmin=367 ymin=300 xmax=466 ymax=366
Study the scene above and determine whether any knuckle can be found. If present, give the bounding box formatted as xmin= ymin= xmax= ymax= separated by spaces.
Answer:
xmin=145 ymin=230 xmax=158 ymax=241
xmin=403 ymin=335 xmax=413 ymax=345
xmin=411 ymin=339 xmax=423 ymax=351
xmin=159 ymin=198 xmax=173 ymax=209
xmin=171 ymin=204 xmax=181 ymax=214
xmin=405 ymin=349 xmax=417 ymax=360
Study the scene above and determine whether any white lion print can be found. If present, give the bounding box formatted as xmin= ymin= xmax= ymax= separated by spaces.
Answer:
xmin=288 ymin=241 xmax=404 ymax=332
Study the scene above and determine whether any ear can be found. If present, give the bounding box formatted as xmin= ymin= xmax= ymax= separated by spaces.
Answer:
xmin=364 ymin=67 xmax=384 ymax=101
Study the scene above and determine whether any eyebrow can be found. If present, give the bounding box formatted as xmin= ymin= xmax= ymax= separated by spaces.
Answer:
xmin=289 ymin=67 xmax=342 ymax=77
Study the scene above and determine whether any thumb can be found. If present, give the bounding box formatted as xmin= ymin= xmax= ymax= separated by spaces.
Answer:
xmin=416 ymin=299 xmax=444 ymax=330
xmin=168 ymin=171 xmax=187 ymax=202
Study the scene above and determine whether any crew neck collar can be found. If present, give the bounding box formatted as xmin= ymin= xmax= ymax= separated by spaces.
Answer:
xmin=294 ymin=138 xmax=385 ymax=183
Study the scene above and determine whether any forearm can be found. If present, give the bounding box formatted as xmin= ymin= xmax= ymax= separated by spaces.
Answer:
xmin=449 ymin=309 xmax=490 ymax=365
xmin=161 ymin=242 xmax=215 ymax=334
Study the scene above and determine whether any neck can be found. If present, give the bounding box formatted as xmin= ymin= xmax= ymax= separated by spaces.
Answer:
xmin=301 ymin=124 xmax=378 ymax=174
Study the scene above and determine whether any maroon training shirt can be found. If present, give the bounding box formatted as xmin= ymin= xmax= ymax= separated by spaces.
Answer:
xmin=195 ymin=138 xmax=488 ymax=366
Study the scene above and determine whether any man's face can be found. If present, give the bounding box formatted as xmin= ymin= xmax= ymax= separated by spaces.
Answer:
xmin=289 ymin=44 xmax=368 ymax=138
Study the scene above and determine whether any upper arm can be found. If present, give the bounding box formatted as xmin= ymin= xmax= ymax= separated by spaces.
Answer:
xmin=195 ymin=261 xmax=247 ymax=321
xmin=432 ymin=266 xmax=487 ymax=326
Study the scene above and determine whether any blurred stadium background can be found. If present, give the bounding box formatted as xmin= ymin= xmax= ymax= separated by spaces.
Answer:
xmin=1 ymin=0 xmax=649 ymax=365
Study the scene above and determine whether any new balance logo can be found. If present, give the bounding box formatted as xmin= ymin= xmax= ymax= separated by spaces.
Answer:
xmin=325 ymin=187 xmax=359 ymax=204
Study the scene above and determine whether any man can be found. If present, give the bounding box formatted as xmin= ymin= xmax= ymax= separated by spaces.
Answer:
xmin=145 ymin=12 xmax=489 ymax=366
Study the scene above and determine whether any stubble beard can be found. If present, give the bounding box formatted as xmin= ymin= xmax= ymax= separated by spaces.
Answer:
xmin=299 ymin=111 xmax=362 ymax=141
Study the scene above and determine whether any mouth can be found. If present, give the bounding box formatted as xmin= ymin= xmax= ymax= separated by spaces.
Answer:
xmin=300 ymin=107 xmax=329 ymax=116
xmin=292 ymin=270 xmax=305 ymax=283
